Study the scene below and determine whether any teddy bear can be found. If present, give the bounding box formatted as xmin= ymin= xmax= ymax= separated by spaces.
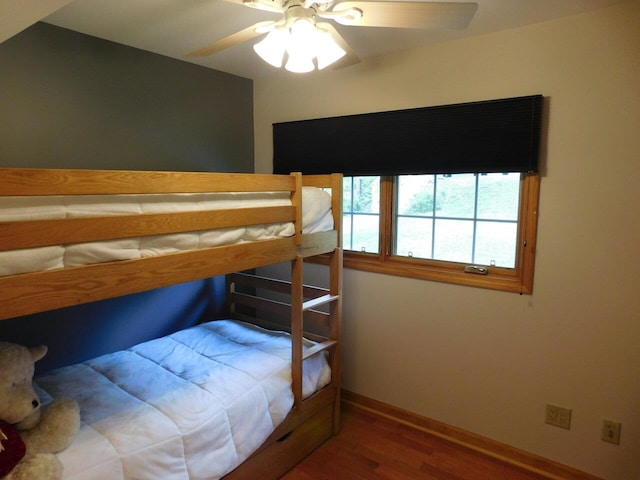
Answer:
xmin=0 ymin=342 xmax=80 ymax=480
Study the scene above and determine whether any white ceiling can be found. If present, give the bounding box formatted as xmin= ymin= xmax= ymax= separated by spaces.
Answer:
xmin=37 ymin=0 xmax=622 ymax=80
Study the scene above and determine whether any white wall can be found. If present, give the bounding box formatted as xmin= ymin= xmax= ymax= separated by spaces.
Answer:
xmin=254 ymin=1 xmax=640 ymax=478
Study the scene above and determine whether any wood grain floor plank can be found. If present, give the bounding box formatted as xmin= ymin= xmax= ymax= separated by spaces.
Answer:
xmin=281 ymin=404 xmax=550 ymax=480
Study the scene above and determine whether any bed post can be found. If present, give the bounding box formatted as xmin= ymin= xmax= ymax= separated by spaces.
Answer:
xmin=290 ymin=172 xmax=303 ymax=246
xmin=329 ymin=246 xmax=343 ymax=434
xmin=290 ymin=255 xmax=304 ymax=408
xmin=330 ymin=173 xmax=343 ymax=248
xmin=328 ymin=173 xmax=343 ymax=434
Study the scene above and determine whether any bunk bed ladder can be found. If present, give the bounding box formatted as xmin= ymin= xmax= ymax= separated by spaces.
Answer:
xmin=290 ymin=247 xmax=342 ymax=431
xmin=227 ymin=172 xmax=343 ymax=437
xmin=227 ymin=249 xmax=342 ymax=432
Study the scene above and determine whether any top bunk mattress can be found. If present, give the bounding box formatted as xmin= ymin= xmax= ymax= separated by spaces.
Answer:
xmin=35 ymin=319 xmax=332 ymax=480
xmin=0 ymin=186 xmax=333 ymax=277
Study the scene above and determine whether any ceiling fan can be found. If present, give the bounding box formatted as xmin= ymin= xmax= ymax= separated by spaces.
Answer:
xmin=187 ymin=1 xmax=478 ymax=73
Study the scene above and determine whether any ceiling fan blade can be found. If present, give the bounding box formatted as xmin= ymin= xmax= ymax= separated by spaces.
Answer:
xmin=317 ymin=22 xmax=361 ymax=69
xmin=331 ymin=1 xmax=478 ymax=29
xmin=186 ymin=21 xmax=275 ymax=57
xmin=220 ymin=0 xmax=284 ymax=13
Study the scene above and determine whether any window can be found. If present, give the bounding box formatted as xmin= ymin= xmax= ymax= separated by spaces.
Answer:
xmin=342 ymin=173 xmax=539 ymax=293
xmin=273 ymin=95 xmax=544 ymax=293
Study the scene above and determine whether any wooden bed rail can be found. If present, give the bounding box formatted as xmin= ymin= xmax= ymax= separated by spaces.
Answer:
xmin=0 ymin=230 xmax=338 ymax=322
xmin=0 ymin=168 xmax=298 ymax=195
xmin=0 ymin=169 xmax=341 ymax=321
xmin=229 ymin=277 xmax=333 ymax=338
xmin=0 ymin=206 xmax=296 ymax=251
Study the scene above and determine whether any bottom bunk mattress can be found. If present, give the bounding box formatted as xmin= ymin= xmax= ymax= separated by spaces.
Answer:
xmin=34 ymin=320 xmax=332 ymax=480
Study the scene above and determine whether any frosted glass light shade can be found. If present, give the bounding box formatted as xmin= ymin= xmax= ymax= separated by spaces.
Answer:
xmin=285 ymin=19 xmax=316 ymax=73
xmin=253 ymin=27 xmax=288 ymax=68
xmin=285 ymin=51 xmax=315 ymax=73
xmin=315 ymin=28 xmax=346 ymax=70
xmin=288 ymin=18 xmax=317 ymax=47
xmin=253 ymin=18 xmax=346 ymax=72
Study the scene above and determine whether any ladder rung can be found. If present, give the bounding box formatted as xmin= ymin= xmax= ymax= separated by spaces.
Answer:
xmin=302 ymin=294 xmax=339 ymax=312
xmin=303 ymin=339 xmax=337 ymax=360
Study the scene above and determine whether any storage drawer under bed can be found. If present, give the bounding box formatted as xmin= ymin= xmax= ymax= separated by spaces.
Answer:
xmin=224 ymin=403 xmax=334 ymax=479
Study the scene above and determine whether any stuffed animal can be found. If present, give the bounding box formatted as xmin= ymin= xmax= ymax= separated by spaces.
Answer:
xmin=0 ymin=342 xmax=80 ymax=480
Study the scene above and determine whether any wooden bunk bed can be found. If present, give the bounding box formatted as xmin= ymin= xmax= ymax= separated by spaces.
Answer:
xmin=0 ymin=167 xmax=343 ymax=480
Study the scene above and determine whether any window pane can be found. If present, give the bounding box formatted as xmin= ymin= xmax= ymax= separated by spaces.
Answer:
xmin=433 ymin=219 xmax=473 ymax=263
xmin=395 ymin=217 xmax=433 ymax=259
xmin=351 ymin=177 xmax=379 ymax=213
xmin=397 ymin=175 xmax=436 ymax=216
xmin=342 ymin=214 xmax=352 ymax=250
xmin=350 ymin=214 xmax=379 ymax=253
xmin=475 ymin=221 xmax=518 ymax=268
xmin=343 ymin=179 xmax=353 ymax=213
xmin=392 ymin=173 xmax=522 ymax=268
xmin=344 ymin=177 xmax=380 ymax=253
xmin=436 ymin=174 xmax=476 ymax=218
xmin=477 ymin=173 xmax=520 ymax=220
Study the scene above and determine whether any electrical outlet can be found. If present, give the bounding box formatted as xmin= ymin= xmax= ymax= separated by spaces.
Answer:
xmin=545 ymin=404 xmax=572 ymax=429
xmin=601 ymin=419 xmax=621 ymax=445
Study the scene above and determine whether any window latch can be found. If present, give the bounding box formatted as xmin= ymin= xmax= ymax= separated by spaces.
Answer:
xmin=464 ymin=265 xmax=489 ymax=275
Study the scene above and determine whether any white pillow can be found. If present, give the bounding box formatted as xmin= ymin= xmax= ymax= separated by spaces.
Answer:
xmin=301 ymin=187 xmax=332 ymax=229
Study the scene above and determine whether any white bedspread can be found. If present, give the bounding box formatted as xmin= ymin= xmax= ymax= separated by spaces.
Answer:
xmin=34 ymin=320 xmax=331 ymax=480
xmin=0 ymin=187 xmax=334 ymax=276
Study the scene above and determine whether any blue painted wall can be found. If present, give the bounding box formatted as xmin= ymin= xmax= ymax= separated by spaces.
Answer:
xmin=0 ymin=23 xmax=253 ymax=369
xmin=0 ymin=277 xmax=226 ymax=372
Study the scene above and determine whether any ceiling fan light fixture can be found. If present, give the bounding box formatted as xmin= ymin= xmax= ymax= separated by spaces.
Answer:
xmin=285 ymin=51 xmax=316 ymax=73
xmin=315 ymin=27 xmax=346 ymax=70
xmin=253 ymin=26 xmax=288 ymax=68
xmin=284 ymin=18 xmax=317 ymax=73
xmin=190 ymin=1 xmax=479 ymax=73
xmin=253 ymin=12 xmax=347 ymax=72
xmin=288 ymin=18 xmax=317 ymax=46
xmin=302 ymin=0 xmax=332 ymax=8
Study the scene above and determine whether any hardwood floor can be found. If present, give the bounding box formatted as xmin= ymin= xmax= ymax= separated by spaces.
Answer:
xmin=281 ymin=403 xmax=549 ymax=480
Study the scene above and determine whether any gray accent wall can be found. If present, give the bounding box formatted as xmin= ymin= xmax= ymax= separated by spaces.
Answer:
xmin=0 ymin=22 xmax=253 ymax=172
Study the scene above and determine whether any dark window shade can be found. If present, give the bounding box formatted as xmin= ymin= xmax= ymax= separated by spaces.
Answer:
xmin=273 ymin=95 xmax=543 ymax=176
